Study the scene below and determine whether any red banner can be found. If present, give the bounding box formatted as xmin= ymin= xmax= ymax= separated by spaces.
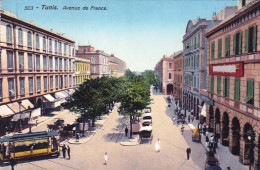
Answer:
xmin=209 ymin=62 xmax=243 ymax=77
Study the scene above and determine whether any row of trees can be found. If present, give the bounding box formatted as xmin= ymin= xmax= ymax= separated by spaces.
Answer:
xmin=67 ymin=69 xmax=159 ymax=137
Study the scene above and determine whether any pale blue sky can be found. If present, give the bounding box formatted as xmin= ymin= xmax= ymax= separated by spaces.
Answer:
xmin=3 ymin=0 xmax=237 ymax=72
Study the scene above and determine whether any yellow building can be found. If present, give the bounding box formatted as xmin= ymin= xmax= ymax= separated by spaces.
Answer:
xmin=75 ymin=57 xmax=91 ymax=86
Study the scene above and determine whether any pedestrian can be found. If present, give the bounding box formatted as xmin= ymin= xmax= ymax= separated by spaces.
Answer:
xmin=206 ymin=135 xmax=209 ymax=147
xmin=199 ymin=124 xmax=202 ymax=133
xmin=215 ymin=136 xmax=219 ymax=148
xmin=212 ymin=141 xmax=216 ymax=153
xmin=181 ymin=125 xmax=184 ymax=135
xmin=191 ymin=115 xmax=194 ymax=122
xmin=188 ymin=115 xmax=190 ymax=123
xmin=155 ymin=138 xmax=161 ymax=152
xmin=202 ymin=125 xmax=206 ymax=135
xmin=67 ymin=145 xmax=70 ymax=159
xmin=104 ymin=152 xmax=108 ymax=165
xmin=76 ymin=133 xmax=79 ymax=142
xmin=186 ymin=148 xmax=191 ymax=160
xmin=62 ymin=145 xmax=67 ymax=158
xmin=182 ymin=117 xmax=185 ymax=124
xmin=10 ymin=157 xmax=16 ymax=170
xmin=125 ymin=126 xmax=128 ymax=137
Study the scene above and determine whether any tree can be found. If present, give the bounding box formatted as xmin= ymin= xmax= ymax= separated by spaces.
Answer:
xmin=118 ymin=75 xmax=150 ymax=138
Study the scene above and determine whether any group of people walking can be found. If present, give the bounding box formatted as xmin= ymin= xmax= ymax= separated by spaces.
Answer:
xmin=205 ymin=135 xmax=218 ymax=153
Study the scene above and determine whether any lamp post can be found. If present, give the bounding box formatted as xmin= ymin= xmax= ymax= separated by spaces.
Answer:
xmin=247 ymin=130 xmax=255 ymax=170
xmin=18 ymin=101 xmax=22 ymax=133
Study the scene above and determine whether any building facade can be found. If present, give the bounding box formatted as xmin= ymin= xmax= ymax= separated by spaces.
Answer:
xmin=172 ymin=51 xmax=183 ymax=104
xmin=76 ymin=46 xmax=110 ymax=79
xmin=0 ymin=10 xmax=75 ymax=135
xmin=74 ymin=57 xmax=91 ymax=86
xmin=109 ymin=54 xmax=126 ymax=77
xmin=155 ymin=55 xmax=174 ymax=95
xmin=205 ymin=1 xmax=260 ymax=168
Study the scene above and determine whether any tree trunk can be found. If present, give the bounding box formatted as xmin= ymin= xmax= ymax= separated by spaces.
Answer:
xmin=130 ymin=115 xmax=133 ymax=138
xmin=82 ymin=119 xmax=85 ymax=137
xmin=92 ymin=117 xmax=95 ymax=127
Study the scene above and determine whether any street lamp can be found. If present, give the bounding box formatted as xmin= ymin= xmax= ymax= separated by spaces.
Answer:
xmin=247 ymin=129 xmax=255 ymax=170
xmin=18 ymin=100 xmax=22 ymax=133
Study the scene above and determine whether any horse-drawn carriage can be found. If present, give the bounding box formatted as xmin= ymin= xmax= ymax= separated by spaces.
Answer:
xmin=139 ymin=126 xmax=153 ymax=143
xmin=204 ymin=151 xmax=220 ymax=170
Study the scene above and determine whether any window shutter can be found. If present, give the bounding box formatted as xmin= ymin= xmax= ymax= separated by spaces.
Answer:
xmin=235 ymin=79 xmax=240 ymax=101
xmin=211 ymin=76 xmax=214 ymax=93
xmin=223 ymin=78 xmax=226 ymax=96
xmin=217 ymin=76 xmax=221 ymax=95
xmin=227 ymin=36 xmax=230 ymax=56
xmin=239 ymin=32 xmax=242 ymax=54
xmin=198 ymin=34 xmax=200 ymax=47
xmin=245 ymin=29 xmax=249 ymax=53
xmin=218 ymin=39 xmax=222 ymax=58
xmin=244 ymin=79 xmax=254 ymax=103
xmin=211 ymin=42 xmax=215 ymax=59
xmin=253 ymin=25 xmax=257 ymax=52
xmin=233 ymin=34 xmax=236 ymax=55
xmin=227 ymin=78 xmax=230 ymax=97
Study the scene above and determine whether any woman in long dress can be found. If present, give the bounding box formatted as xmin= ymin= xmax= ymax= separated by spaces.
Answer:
xmin=155 ymin=138 xmax=161 ymax=152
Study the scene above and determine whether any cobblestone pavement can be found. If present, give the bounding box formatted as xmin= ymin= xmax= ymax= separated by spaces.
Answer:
xmin=1 ymin=89 xmax=206 ymax=170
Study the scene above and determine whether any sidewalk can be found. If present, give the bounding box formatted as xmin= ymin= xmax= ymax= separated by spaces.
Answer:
xmin=169 ymin=97 xmax=247 ymax=170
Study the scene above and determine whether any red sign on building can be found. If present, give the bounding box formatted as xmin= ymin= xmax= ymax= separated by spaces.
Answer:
xmin=209 ymin=62 xmax=244 ymax=77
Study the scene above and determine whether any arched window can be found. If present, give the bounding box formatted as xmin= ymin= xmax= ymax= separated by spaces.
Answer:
xmin=6 ymin=25 xmax=12 ymax=43
xmin=35 ymin=34 xmax=40 ymax=49
xmin=18 ymin=28 xmax=23 ymax=45
xmin=43 ymin=36 xmax=46 ymax=50
xmin=27 ymin=31 xmax=32 ymax=47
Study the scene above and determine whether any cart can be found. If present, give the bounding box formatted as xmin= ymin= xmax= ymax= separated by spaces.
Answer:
xmin=139 ymin=126 xmax=153 ymax=144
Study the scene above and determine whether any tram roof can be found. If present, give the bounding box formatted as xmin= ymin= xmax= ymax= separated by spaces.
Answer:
xmin=0 ymin=131 xmax=59 ymax=142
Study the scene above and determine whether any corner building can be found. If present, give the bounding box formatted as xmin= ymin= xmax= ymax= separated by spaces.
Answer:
xmin=206 ymin=1 xmax=260 ymax=168
xmin=172 ymin=51 xmax=183 ymax=104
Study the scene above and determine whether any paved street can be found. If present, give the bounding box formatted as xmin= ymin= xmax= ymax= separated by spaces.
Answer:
xmin=2 ymin=90 xmax=206 ymax=170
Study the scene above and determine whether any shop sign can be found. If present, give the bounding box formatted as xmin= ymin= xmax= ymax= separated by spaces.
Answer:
xmin=209 ymin=62 xmax=243 ymax=77
xmin=200 ymin=94 xmax=214 ymax=105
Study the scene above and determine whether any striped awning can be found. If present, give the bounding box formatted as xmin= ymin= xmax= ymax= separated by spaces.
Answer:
xmin=0 ymin=105 xmax=15 ymax=118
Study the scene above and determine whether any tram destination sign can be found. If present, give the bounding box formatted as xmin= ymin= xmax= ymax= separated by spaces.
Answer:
xmin=209 ymin=62 xmax=244 ymax=77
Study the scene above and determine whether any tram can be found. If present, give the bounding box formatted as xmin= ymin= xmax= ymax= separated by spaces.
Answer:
xmin=0 ymin=131 xmax=60 ymax=162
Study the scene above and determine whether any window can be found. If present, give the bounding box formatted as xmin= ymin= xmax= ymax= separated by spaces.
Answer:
xmin=27 ymin=31 xmax=32 ymax=47
xmin=244 ymin=79 xmax=254 ymax=105
xmin=8 ymin=79 xmax=15 ymax=97
xmin=43 ymin=36 xmax=46 ymax=51
xmin=225 ymin=36 xmax=230 ymax=57
xmin=55 ymin=58 xmax=58 ymax=70
xmin=245 ymin=26 xmax=257 ymax=53
xmin=43 ymin=56 xmax=47 ymax=71
xmin=64 ymin=43 xmax=66 ymax=55
xmin=64 ymin=59 xmax=67 ymax=71
xmin=59 ymin=58 xmax=62 ymax=70
xmin=233 ymin=32 xmax=242 ymax=55
xmin=234 ymin=78 xmax=240 ymax=101
xmin=59 ymin=42 xmax=62 ymax=54
xmin=64 ymin=75 xmax=67 ymax=87
xmin=36 ymin=55 xmax=40 ymax=71
xmin=28 ymin=54 xmax=33 ymax=71
xmin=55 ymin=76 xmax=58 ymax=89
xmin=69 ymin=60 xmax=71 ymax=70
xmin=50 ymin=76 xmax=53 ymax=90
xmin=223 ymin=77 xmax=230 ymax=97
xmin=69 ymin=45 xmax=71 ymax=56
xmin=29 ymin=78 xmax=33 ymax=94
xmin=198 ymin=34 xmax=200 ymax=47
xmin=59 ymin=76 xmax=63 ymax=89
xmin=7 ymin=51 xmax=14 ymax=70
xmin=37 ymin=77 xmax=41 ymax=92
xmin=18 ymin=29 xmax=23 ymax=45
xmin=20 ymin=78 xmax=25 ymax=96
xmin=218 ymin=39 xmax=222 ymax=58
xmin=69 ymin=75 xmax=72 ymax=87
xmin=49 ymin=39 xmax=52 ymax=52
xmin=55 ymin=40 xmax=58 ymax=53
xmin=73 ymin=76 xmax=76 ymax=86
xmin=44 ymin=77 xmax=47 ymax=91
xmin=0 ymin=79 xmax=2 ymax=99
xmin=169 ymin=63 xmax=172 ymax=69
xmin=211 ymin=42 xmax=215 ymax=59
xmin=6 ymin=25 xmax=12 ymax=43
xmin=49 ymin=57 xmax=53 ymax=71
xmin=19 ymin=53 xmax=24 ymax=71
xmin=36 ymin=34 xmax=40 ymax=49
xmin=217 ymin=76 xmax=221 ymax=95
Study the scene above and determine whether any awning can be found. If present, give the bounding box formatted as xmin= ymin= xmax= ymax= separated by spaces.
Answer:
xmin=12 ymin=112 xmax=30 ymax=121
xmin=200 ymin=103 xmax=207 ymax=117
xmin=0 ymin=105 xmax=15 ymax=118
xmin=55 ymin=91 xmax=67 ymax=104
xmin=61 ymin=91 xmax=69 ymax=97
xmin=31 ymin=108 xmax=41 ymax=118
xmin=69 ymin=89 xmax=75 ymax=95
xmin=21 ymin=99 xmax=34 ymax=110
xmin=43 ymin=94 xmax=56 ymax=102
xmin=7 ymin=102 xmax=26 ymax=113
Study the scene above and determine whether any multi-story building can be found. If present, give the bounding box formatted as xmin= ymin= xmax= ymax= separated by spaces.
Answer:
xmin=74 ymin=57 xmax=90 ymax=86
xmin=205 ymin=1 xmax=260 ymax=168
xmin=172 ymin=51 xmax=183 ymax=104
xmin=155 ymin=55 xmax=174 ymax=95
xmin=182 ymin=18 xmax=222 ymax=120
xmin=0 ymin=10 xmax=75 ymax=134
xmin=109 ymin=54 xmax=126 ymax=77
xmin=76 ymin=46 xmax=110 ymax=78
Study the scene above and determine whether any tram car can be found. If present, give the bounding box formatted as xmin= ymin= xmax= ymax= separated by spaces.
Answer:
xmin=0 ymin=131 xmax=59 ymax=162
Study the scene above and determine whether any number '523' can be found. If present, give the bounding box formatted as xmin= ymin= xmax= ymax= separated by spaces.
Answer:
xmin=24 ymin=6 xmax=33 ymax=10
